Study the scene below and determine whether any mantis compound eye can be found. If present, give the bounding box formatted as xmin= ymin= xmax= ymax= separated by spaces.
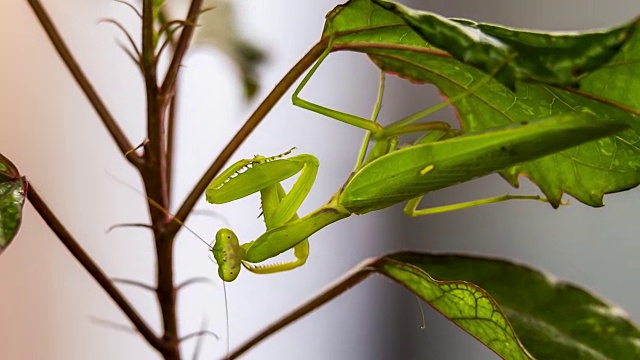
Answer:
xmin=213 ymin=228 xmax=243 ymax=282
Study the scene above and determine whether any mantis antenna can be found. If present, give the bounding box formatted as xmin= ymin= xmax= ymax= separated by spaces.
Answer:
xmin=105 ymin=171 xmax=212 ymax=248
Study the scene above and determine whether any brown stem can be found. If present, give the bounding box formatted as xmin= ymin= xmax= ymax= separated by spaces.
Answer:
xmin=140 ymin=2 xmax=179 ymax=359
xmin=154 ymin=231 xmax=179 ymax=359
xmin=166 ymin=95 xmax=178 ymax=199
xmin=26 ymin=185 xmax=164 ymax=352
xmin=140 ymin=0 xmax=168 ymax=222
xmin=228 ymin=260 xmax=376 ymax=359
xmin=166 ymin=41 xmax=328 ymax=237
xmin=158 ymin=2 xmax=200 ymax=202
xmin=157 ymin=8 xmax=179 ymax=198
xmin=160 ymin=0 xmax=204 ymax=98
xmin=25 ymin=0 xmax=140 ymax=166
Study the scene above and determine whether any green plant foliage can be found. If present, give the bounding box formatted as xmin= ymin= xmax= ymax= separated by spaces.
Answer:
xmin=371 ymin=0 xmax=634 ymax=88
xmin=506 ymin=20 xmax=640 ymax=205
xmin=321 ymin=0 xmax=640 ymax=207
xmin=376 ymin=253 xmax=640 ymax=359
xmin=0 ymin=154 xmax=26 ymax=253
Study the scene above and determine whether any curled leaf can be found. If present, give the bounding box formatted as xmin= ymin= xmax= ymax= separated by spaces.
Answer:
xmin=376 ymin=253 xmax=640 ymax=359
xmin=323 ymin=0 xmax=640 ymax=206
xmin=0 ymin=153 xmax=26 ymax=253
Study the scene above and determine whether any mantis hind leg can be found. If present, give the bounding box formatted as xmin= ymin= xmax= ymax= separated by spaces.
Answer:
xmin=399 ymin=131 xmax=550 ymax=216
xmin=403 ymin=194 xmax=550 ymax=217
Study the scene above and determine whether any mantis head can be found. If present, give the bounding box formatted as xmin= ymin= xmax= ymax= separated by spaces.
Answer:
xmin=212 ymin=228 xmax=245 ymax=282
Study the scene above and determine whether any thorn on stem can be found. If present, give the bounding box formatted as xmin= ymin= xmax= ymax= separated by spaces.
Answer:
xmin=91 ymin=316 xmax=138 ymax=335
xmin=112 ymin=278 xmax=157 ymax=292
xmin=113 ymin=0 xmax=142 ymax=18
xmin=190 ymin=318 xmax=215 ymax=360
xmin=125 ymin=138 xmax=150 ymax=158
xmin=99 ymin=18 xmax=142 ymax=62
xmin=106 ymin=223 xmax=154 ymax=234
xmin=176 ymin=277 xmax=214 ymax=292
xmin=180 ymin=329 xmax=219 ymax=343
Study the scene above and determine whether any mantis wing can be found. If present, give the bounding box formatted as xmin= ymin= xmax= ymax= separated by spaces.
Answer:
xmin=207 ymin=159 xmax=304 ymax=204
xmin=341 ymin=114 xmax=629 ymax=214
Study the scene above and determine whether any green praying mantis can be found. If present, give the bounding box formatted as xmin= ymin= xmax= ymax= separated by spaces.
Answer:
xmin=205 ymin=48 xmax=630 ymax=282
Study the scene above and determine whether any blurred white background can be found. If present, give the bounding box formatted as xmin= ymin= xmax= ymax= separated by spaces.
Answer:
xmin=1 ymin=1 xmax=639 ymax=359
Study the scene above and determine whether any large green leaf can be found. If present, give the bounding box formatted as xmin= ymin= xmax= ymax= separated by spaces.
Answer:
xmin=0 ymin=153 xmax=26 ymax=254
xmin=505 ymin=19 xmax=640 ymax=204
xmin=375 ymin=253 xmax=640 ymax=359
xmin=0 ymin=153 xmax=20 ymax=182
xmin=371 ymin=0 xmax=633 ymax=89
xmin=321 ymin=0 xmax=640 ymax=206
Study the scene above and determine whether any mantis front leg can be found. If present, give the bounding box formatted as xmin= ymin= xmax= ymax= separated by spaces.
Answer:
xmin=206 ymin=151 xmax=319 ymax=281
xmin=245 ymin=182 xmax=310 ymax=274
xmin=213 ymin=184 xmax=311 ymax=280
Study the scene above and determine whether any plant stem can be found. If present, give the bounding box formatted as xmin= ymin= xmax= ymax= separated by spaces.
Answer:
xmin=25 ymin=0 xmax=140 ymax=166
xmin=26 ymin=185 xmax=165 ymax=352
xmin=160 ymin=0 xmax=204 ymax=99
xmin=141 ymin=0 xmax=168 ymax=223
xmin=167 ymin=40 xmax=329 ymax=237
xmin=158 ymin=7 xmax=180 ymax=203
xmin=228 ymin=259 xmax=376 ymax=359
xmin=158 ymin=2 xmax=200 ymax=201
xmin=154 ymin=230 xmax=180 ymax=359
xmin=166 ymin=97 xmax=178 ymax=199
xmin=140 ymin=1 xmax=205 ymax=359
xmin=140 ymin=2 xmax=179 ymax=359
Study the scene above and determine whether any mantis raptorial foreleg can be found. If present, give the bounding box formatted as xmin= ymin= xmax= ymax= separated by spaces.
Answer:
xmin=206 ymin=151 xmax=318 ymax=281
xmin=244 ymin=182 xmax=310 ymax=274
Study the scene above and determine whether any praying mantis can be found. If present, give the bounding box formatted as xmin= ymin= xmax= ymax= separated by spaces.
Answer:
xmin=205 ymin=48 xmax=630 ymax=282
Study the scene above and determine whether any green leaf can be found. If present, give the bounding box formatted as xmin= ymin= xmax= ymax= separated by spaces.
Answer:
xmin=371 ymin=0 xmax=634 ymax=88
xmin=0 ymin=153 xmax=20 ymax=182
xmin=499 ymin=24 xmax=640 ymax=206
xmin=0 ymin=154 xmax=26 ymax=254
xmin=375 ymin=253 xmax=640 ymax=359
xmin=322 ymin=0 xmax=640 ymax=206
